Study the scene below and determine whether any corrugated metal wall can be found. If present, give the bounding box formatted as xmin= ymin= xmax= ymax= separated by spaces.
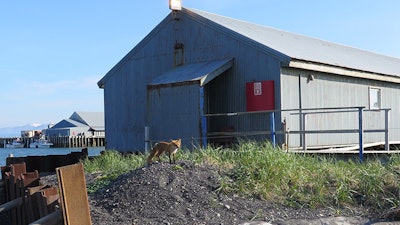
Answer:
xmin=280 ymin=67 xmax=400 ymax=148
xmin=147 ymin=83 xmax=201 ymax=148
xmin=102 ymin=12 xmax=284 ymax=151
xmin=101 ymin=9 xmax=400 ymax=152
xmin=102 ymin=19 xmax=177 ymax=151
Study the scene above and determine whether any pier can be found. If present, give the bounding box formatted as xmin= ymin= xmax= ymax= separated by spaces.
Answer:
xmin=1 ymin=136 xmax=105 ymax=148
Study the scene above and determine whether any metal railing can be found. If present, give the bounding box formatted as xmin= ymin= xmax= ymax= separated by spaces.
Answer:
xmin=204 ymin=106 xmax=391 ymax=161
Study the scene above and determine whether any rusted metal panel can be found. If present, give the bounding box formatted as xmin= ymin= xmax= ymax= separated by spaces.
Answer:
xmin=1 ymin=163 xmax=64 ymax=225
xmin=56 ymin=163 xmax=91 ymax=225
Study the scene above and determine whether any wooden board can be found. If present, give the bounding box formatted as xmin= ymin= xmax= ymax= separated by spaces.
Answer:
xmin=56 ymin=163 xmax=91 ymax=225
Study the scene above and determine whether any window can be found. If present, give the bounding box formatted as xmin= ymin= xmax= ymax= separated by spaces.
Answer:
xmin=369 ymin=87 xmax=381 ymax=110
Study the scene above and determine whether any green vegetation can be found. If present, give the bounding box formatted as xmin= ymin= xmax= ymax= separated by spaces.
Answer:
xmin=83 ymin=151 xmax=146 ymax=193
xmin=82 ymin=141 xmax=400 ymax=210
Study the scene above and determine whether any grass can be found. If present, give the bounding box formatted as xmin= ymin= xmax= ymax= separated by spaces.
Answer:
xmin=83 ymin=150 xmax=146 ymax=193
xmin=82 ymin=141 xmax=400 ymax=211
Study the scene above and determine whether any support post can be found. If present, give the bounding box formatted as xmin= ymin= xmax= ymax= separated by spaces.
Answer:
xmin=200 ymin=87 xmax=207 ymax=149
xmin=358 ymin=107 xmax=364 ymax=162
xmin=144 ymin=126 xmax=150 ymax=153
xmin=385 ymin=109 xmax=390 ymax=151
xmin=302 ymin=113 xmax=307 ymax=151
xmin=270 ymin=112 xmax=276 ymax=147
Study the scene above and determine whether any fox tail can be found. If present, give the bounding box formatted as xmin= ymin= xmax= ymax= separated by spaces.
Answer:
xmin=146 ymin=144 xmax=158 ymax=164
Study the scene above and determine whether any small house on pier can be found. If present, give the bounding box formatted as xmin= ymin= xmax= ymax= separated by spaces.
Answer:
xmin=46 ymin=112 xmax=105 ymax=138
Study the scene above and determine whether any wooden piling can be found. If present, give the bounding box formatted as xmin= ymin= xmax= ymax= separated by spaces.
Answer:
xmin=0 ymin=136 xmax=104 ymax=148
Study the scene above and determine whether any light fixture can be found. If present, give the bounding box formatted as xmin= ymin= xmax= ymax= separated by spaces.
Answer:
xmin=307 ymin=74 xmax=315 ymax=82
xmin=169 ymin=0 xmax=182 ymax=11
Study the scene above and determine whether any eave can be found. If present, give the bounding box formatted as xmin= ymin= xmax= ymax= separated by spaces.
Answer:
xmin=288 ymin=59 xmax=400 ymax=84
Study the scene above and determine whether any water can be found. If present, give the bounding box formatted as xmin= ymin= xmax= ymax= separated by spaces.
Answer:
xmin=0 ymin=147 xmax=105 ymax=167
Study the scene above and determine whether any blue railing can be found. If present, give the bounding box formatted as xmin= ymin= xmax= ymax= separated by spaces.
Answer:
xmin=204 ymin=107 xmax=391 ymax=162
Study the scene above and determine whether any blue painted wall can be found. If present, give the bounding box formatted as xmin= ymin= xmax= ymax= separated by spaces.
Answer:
xmin=100 ymin=10 xmax=283 ymax=152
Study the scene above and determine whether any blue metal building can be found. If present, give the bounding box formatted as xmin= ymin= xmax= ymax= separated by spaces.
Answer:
xmin=46 ymin=112 xmax=105 ymax=137
xmin=98 ymin=8 xmax=400 ymax=152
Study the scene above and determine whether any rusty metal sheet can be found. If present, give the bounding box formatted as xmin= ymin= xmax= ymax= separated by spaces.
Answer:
xmin=56 ymin=163 xmax=91 ymax=225
xmin=40 ymin=187 xmax=58 ymax=198
xmin=28 ymin=185 xmax=48 ymax=195
xmin=19 ymin=171 xmax=40 ymax=188
xmin=11 ymin=163 xmax=26 ymax=177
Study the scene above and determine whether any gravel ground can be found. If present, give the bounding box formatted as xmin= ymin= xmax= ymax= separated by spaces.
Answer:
xmin=86 ymin=161 xmax=400 ymax=225
xmin=2 ymin=160 xmax=399 ymax=225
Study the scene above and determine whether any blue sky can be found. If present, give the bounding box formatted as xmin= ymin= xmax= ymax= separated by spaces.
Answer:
xmin=1 ymin=0 xmax=399 ymax=128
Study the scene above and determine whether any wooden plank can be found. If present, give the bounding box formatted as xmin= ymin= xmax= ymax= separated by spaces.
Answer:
xmin=56 ymin=163 xmax=92 ymax=225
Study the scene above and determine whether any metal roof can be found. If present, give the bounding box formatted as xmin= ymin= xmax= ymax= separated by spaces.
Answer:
xmin=49 ymin=112 xmax=104 ymax=131
xmin=70 ymin=111 xmax=104 ymax=129
xmin=188 ymin=8 xmax=400 ymax=77
xmin=50 ymin=119 xmax=88 ymax=129
xmin=148 ymin=58 xmax=234 ymax=87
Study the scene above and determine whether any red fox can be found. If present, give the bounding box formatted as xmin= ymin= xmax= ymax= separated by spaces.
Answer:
xmin=147 ymin=139 xmax=181 ymax=164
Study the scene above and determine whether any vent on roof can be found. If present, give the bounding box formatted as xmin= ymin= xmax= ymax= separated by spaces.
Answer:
xmin=174 ymin=41 xmax=184 ymax=66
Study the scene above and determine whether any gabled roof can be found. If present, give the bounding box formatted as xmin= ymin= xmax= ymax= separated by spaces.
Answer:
xmin=188 ymin=8 xmax=400 ymax=77
xmin=47 ymin=112 xmax=104 ymax=131
xmin=70 ymin=112 xmax=104 ymax=129
xmin=98 ymin=8 xmax=400 ymax=87
xmin=49 ymin=119 xmax=88 ymax=129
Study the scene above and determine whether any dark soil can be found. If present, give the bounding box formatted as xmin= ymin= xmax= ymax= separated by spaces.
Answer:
xmin=3 ymin=160 xmax=399 ymax=224
xmin=86 ymin=160 xmax=400 ymax=225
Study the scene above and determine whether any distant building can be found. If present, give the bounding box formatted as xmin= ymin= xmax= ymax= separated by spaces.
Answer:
xmin=98 ymin=8 xmax=400 ymax=152
xmin=21 ymin=130 xmax=42 ymax=138
xmin=45 ymin=112 xmax=104 ymax=137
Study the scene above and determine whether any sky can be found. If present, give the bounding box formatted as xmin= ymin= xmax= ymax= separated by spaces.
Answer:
xmin=1 ymin=0 xmax=400 ymax=128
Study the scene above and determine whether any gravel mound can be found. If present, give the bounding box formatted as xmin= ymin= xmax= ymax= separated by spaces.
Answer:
xmin=3 ymin=160 xmax=399 ymax=224
xmin=87 ymin=160 xmax=399 ymax=225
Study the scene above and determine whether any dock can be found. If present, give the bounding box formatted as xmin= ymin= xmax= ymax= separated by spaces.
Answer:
xmin=1 ymin=136 xmax=105 ymax=148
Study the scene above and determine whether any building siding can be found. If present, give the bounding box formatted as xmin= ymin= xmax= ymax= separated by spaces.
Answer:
xmin=147 ymin=83 xmax=201 ymax=148
xmin=102 ymin=12 xmax=284 ymax=151
xmin=100 ymin=9 xmax=400 ymax=152
xmin=280 ymin=67 xmax=400 ymax=148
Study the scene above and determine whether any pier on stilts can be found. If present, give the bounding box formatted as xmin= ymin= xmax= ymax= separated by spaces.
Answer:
xmin=1 ymin=136 xmax=105 ymax=148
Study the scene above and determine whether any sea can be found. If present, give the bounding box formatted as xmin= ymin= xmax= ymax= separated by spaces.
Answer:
xmin=0 ymin=147 xmax=105 ymax=167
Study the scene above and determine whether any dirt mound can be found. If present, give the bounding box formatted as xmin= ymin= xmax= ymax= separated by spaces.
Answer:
xmin=88 ymin=160 xmax=382 ymax=225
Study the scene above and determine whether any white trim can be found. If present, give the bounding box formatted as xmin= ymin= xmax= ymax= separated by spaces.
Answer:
xmin=288 ymin=60 xmax=400 ymax=84
xmin=368 ymin=86 xmax=381 ymax=110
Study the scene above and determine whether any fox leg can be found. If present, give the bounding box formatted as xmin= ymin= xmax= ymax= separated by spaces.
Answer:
xmin=168 ymin=153 xmax=172 ymax=164
xmin=168 ymin=153 xmax=176 ymax=164
xmin=155 ymin=151 xmax=162 ymax=162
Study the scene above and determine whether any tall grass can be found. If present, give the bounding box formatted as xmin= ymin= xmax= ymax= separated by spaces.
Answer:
xmin=83 ymin=150 xmax=146 ymax=193
xmin=82 ymin=141 xmax=400 ymax=210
